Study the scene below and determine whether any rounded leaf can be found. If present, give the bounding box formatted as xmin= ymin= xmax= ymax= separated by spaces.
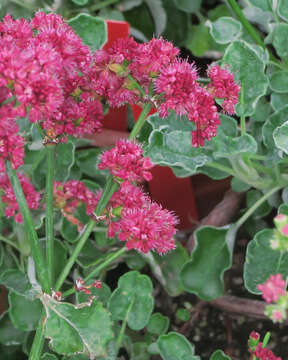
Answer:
xmin=269 ymin=71 xmax=288 ymax=93
xmin=147 ymin=313 xmax=169 ymax=335
xmin=209 ymin=17 xmax=242 ymax=44
xmin=222 ymin=41 xmax=268 ymax=117
xmin=244 ymin=229 xmax=288 ymax=293
xmin=68 ymin=14 xmax=107 ymax=51
xmin=278 ymin=0 xmax=288 ymax=21
xmin=157 ymin=332 xmax=198 ymax=360
xmin=180 ymin=226 xmax=234 ymax=300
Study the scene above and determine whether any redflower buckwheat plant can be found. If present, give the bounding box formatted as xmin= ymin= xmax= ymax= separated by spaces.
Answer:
xmin=0 ymin=9 xmax=244 ymax=360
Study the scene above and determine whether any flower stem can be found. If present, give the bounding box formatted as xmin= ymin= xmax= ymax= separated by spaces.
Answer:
xmin=226 ymin=0 xmax=265 ymax=47
xmin=6 ymin=162 xmax=50 ymax=293
xmin=116 ymin=297 xmax=134 ymax=350
xmin=55 ymin=104 xmax=151 ymax=292
xmin=28 ymin=315 xmax=46 ymax=360
xmin=236 ymin=186 xmax=281 ymax=229
xmin=55 ymin=177 xmax=119 ymax=292
xmin=45 ymin=144 xmax=56 ymax=287
xmin=205 ymin=161 xmax=237 ymax=177
xmin=226 ymin=0 xmax=278 ymax=62
xmin=127 ymin=74 xmax=147 ymax=98
xmin=62 ymin=247 xmax=126 ymax=298
xmin=129 ymin=103 xmax=152 ymax=140
xmin=0 ymin=235 xmax=21 ymax=252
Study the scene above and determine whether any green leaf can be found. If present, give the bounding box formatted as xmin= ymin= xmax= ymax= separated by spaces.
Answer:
xmin=251 ymin=96 xmax=272 ymax=122
xmin=162 ymin=0 xmax=189 ymax=44
xmin=9 ymin=292 xmax=42 ymax=331
xmin=271 ymin=93 xmax=288 ymax=111
xmin=180 ymin=226 xmax=234 ymax=300
xmin=71 ymin=0 xmax=88 ymax=5
xmin=222 ymin=41 xmax=268 ymax=117
xmin=270 ymin=23 xmax=288 ymax=58
xmin=273 ymin=121 xmax=288 ymax=154
xmin=210 ymin=349 xmax=231 ymax=360
xmin=231 ymin=177 xmax=251 ymax=192
xmin=250 ymin=0 xmax=271 ymax=11
xmin=263 ymin=105 xmax=288 ymax=150
xmin=108 ymin=271 xmax=154 ymax=330
xmin=0 ymin=313 xmax=25 ymax=346
xmin=152 ymin=243 xmax=189 ymax=296
xmin=132 ymin=342 xmax=150 ymax=360
xmin=32 ymin=141 xmax=75 ymax=189
xmin=246 ymin=190 xmax=272 ymax=218
xmin=76 ymin=148 xmax=105 ymax=182
xmin=209 ymin=17 xmax=242 ymax=44
xmin=76 ymin=240 xmax=103 ymax=268
xmin=76 ymin=281 xmax=111 ymax=306
xmin=61 ymin=217 xmax=79 ymax=243
xmin=0 ymin=270 xmax=31 ymax=296
xmin=144 ymin=0 xmax=166 ymax=36
xmin=125 ymin=251 xmax=146 ymax=270
xmin=278 ymin=0 xmax=288 ymax=21
xmin=213 ymin=134 xmax=257 ymax=159
xmin=67 ymin=14 xmax=107 ymax=51
xmin=43 ymin=295 xmax=114 ymax=357
xmin=146 ymin=130 xmax=210 ymax=177
xmin=244 ymin=229 xmax=288 ymax=293
xmin=185 ymin=24 xmax=211 ymax=57
xmin=147 ymin=313 xmax=169 ymax=335
xmin=176 ymin=308 xmax=190 ymax=322
xmin=157 ymin=332 xmax=198 ymax=360
xmin=41 ymin=354 xmax=58 ymax=360
xmin=269 ymin=71 xmax=288 ymax=93
xmin=172 ymin=0 xmax=201 ymax=13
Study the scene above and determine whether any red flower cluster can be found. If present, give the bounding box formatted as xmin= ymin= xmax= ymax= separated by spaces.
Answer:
xmin=107 ymin=181 xmax=177 ymax=254
xmin=0 ymin=12 xmax=103 ymax=170
xmin=98 ymin=139 xmax=153 ymax=182
xmin=207 ymin=64 xmax=240 ymax=115
xmin=53 ymin=180 xmax=99 ymax=230
xmin=89 ymin=37 xmax=239 ymax=146
xmin=248 ymin=332 xmax=282 ymax=360
xmin=258 ymin=274 xmax=286 ymax=304
xmin=0 ymin=173 xmax=40 ymax=223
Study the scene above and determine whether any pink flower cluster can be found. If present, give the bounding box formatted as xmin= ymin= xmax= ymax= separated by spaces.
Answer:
xmin=0 ymin=12 xmax=104 ymax=170
xmin=253 ymin=343 xmax=282 ymax=360
xmin=98 ymin=139 xmax=153 ymax=182
xmin=89 ymin=36 xmax=239 ymax=146
xmin=107 ymin=181 xmax=177 ymax=254
xmin=0 ymin=173 xmax=40 ymax=223
xmin=53 ymin=180 xmax=99 ymax=230
xmin=258 ymin=274 xmax=286 ymax=303
xmin=248 ymin=332 xmax=282 ymax=360
xmin=207 ymin=64 xmax=240 ymax=115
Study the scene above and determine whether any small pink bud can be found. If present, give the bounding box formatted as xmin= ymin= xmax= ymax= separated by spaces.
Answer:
xmin=93 ymin=280 xmax=102 ymax=289
xmin=281 ymin=224 xmax=288 ymax=237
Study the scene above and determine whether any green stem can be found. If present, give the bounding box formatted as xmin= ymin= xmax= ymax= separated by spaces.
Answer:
xmin=240 ymin=86 xmax=246 ymax=136
xmin=6 ymin=162 xmax=50 ymax=293
xmin=62 ymin=247 xmax=126 ymax=298
xmin=127 ymin=74 xmax=146 ymax=98
xmin=116 ymin=297 xmax=134 ymax=350
xmin=28 ymin=315 xmax=46 ymax=360
xmin=90 ymin=0 xmax=119 ymax=11
xmin=129 ymin=103 xmax=152 ymax=140
xmin=45 ymin=145 xmax=56 ymax=287
xmin=205 ymin=161 xmax=238 ymax=177
xmin=226 ymin=0 xmax=279 ymax=62
xmin=226 ymin=0 xmax=265 ymax=47
xmin=0 ymin=235 xmax=21 ymax=252
xmin=236 ymin=186 xmax=281 ymax=229
xmin=55 ymin=104 xmax=151 ymax=292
